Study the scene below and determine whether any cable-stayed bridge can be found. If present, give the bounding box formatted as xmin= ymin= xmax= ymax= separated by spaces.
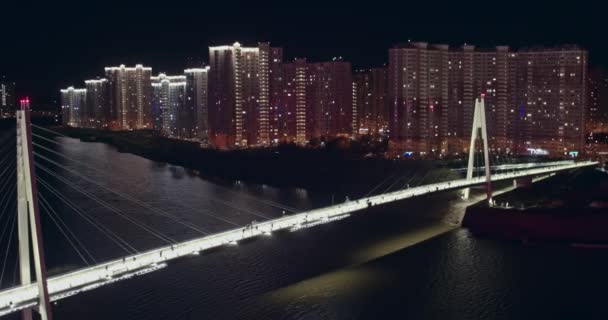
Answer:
xmin=0 ymin=98 xmax=598 ymax=318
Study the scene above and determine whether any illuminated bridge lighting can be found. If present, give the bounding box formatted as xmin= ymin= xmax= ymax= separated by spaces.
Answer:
xmin=0 ymin=161 xmax=598 ymax=316
xmin=290 ymin=214 xmax=351 ymax=232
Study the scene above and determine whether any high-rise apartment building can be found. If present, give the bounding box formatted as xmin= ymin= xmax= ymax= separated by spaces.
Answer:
xmin=472 ymin=46 xmax=514 ymax=151
xmin=389 ymin=42 xmax=449 ymax=154
xmin=283 ymin=58 xmax=354 ymax=143
xmin=256 ymin=43 xmax=272 ymax=145
xmin=184 ymin=67 xmax=210 ymax=142
xmin=151 ymin=73 xmax=187 ymax=137
xmin=389 ymin=43 xmax=587 ymax=156
xmin=282 ymin=58 xmax=307 ymax=143
xmin=353 ymin=67 xmax=389 ymax=135
xmin=84 ymin=78 xmax=109 ymax=129
xmin=268 ymin=47 xmax=284 ymax=144
xmin=586 ymin=68 xmax=608 ymax=133
xmin=446 ymin=45 xmax=516 ymax=153
xmin=353 ymin=72 xmax=368 ymax=134
xmin=60 ymin=86 xmax=87 ymax=127
xmin=0 ymin=77 xmax=15 ymax=118
xmin=514 ymin=46 xmax=587 ymax=155
xmin=307 ymin=59 xmax=354 ymax=139
xmin=104 ymin=64 xmax=153 ymax=130
xmin=208 ymin=42 xmax=280 ymax=148
xmin=208 ymin=43 xmax=237 ymax=147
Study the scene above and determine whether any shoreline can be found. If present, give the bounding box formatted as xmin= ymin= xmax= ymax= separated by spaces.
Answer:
xmin=49 ymin=126 xmax=460 ymax=194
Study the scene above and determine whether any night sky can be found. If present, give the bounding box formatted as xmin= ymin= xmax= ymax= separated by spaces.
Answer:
xmin=1 ymin=1 xmax=602 ymax=105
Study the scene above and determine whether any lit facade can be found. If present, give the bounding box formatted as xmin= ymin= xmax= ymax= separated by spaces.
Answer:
xmin=388 ymin=43 xmax=588 ymax=156
xmin=0 ymin=77 xmax=15 ymax=118
xmin=282 ymin=59 xmax=353 ymax=143
xmin=307 ymin=59 xmax=354 ymax=139
xmin=447 ymin=45 xmax=516 ymax=153
xmin=84 ymin=79 xmax=109 ymax=129
xmin=389 ymin=42 xmax=449 ymax=154
xmin=514 ymin=47 xmax=587 ymax=155
xmin=104 ymin=64 xmax=153 ymax=130
xmin=208 ymin=44 xmax=236 ymax=148
xmin=208 ymin=42 xmax=280 ymax=148
xmin=282 ymin=59 xmax=306 ymax=143
xmin=294 ymin=60 xmax=308 ymax=143
xmin=268 ymin=47 xmax=284 ymax=144
xmin=586 ymin=68 xmax=608 ymax=133
xmin=353 ymin=67 xmax=388 ymax=135
xmin=60 ymin=87 xmax=87 ymax=127
xmin=151 ymin=74 xmax=187 ymax=137
xmin=184 ymin=67 xmax=210 ymax=142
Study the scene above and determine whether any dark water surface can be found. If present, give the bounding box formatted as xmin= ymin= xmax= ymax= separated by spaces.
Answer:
xmin=4 ymin=136 xmax=608 ymax=319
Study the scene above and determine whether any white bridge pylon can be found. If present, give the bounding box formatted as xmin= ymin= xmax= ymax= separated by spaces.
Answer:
xmin=16 ymin=99 xmax=53 ymax=320
xmin=462 ymin=95 xmax=492 ymax=202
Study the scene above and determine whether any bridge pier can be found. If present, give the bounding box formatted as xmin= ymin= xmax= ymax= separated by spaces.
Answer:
xmin=462 ymin=95 xmax=493 ymax=204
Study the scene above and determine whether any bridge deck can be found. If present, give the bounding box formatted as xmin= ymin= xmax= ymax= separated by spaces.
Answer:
xmin=0 ymin=161 xmax=597 ymax=316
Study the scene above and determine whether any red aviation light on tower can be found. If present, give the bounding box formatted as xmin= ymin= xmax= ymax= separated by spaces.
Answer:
xmin=20 ymin=97 xmax=31 ymax=110
xmin=21 ymin=98 xmax=30 ymax=110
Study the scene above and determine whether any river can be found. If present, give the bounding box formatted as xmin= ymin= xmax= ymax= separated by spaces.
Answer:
xmin=3 ymin=133 xmax=608 ymax=319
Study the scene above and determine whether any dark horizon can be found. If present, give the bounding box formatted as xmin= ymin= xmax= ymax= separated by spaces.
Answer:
xmin=1 ymin=1 xmax=603 ymax=104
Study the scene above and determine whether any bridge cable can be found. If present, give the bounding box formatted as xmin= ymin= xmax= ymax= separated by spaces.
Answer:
xmin=0 ymin=163 xmax=16 ymax=189
xmin=382 ymin=173 xmax=411 ymax=194
xmin=158 ymin=201 xmax=243 ymax=227
xmin=0 ymin=132 xmax=16 ymax=155
xmin=215 ymin=186 xmax=299 ymax=213
xmin=32 ymin=127 xmax=300 ymax=213
xmin=36 ymin=150 xmax=273 ymax=222
xmin=365 ymin=173 xmax=400 ymax=197
xmin=31 ymin=143 xmax=244 ymax=229
xmin=33 ymin=151 xmax=213 ymax=235
xmin=401 ymin=172 xmax=420 ymax=189
xmin=0 ymin=171 xmax=17 ymax=220
xmin=35 ymin=163 xmax=177 ymax=244
xmin=0 ymin=184 xmax=17 ymax=287
xmin=32 ymin=134 xmax=275 ymax=221
xmin=406 ymin=171 xmax=428 ymax=187
xmin=0 ymin=207 xmax=17 ymax=287
xmin=31 ymin=143 xmax=216 ymax=231
xmin=0 ymin=146 xmax=15 ymax=166
xmin=39 ymin=193 xmax=95 ymax=265
xmin=413 ymin=170 xmax=432 ymax=188
xmin=38 ymin=178 xmax=138 ymax=254
xmin=0 ymin=189 xmax=16 ymax=235
xmin=0 ymin=154 xmax=16 ymax=180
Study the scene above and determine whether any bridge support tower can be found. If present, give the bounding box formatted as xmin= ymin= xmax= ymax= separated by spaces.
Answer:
xmin=16 ymin=98 xmax=53 ymax=320
xmin=462 ymin=96 xmax=493 ymax=204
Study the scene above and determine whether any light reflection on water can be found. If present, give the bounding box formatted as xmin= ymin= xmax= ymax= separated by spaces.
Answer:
xmin=349 ymin=223 xmax=457 ymax=264
xmin=266 ymin=266 xmax=391 ymax=319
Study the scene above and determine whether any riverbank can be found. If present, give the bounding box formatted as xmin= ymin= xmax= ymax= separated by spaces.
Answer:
xmin=48 ymin=127 xmax=461 ymax=194
xmin=462 ymin=168 xmax=608 ymax=243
